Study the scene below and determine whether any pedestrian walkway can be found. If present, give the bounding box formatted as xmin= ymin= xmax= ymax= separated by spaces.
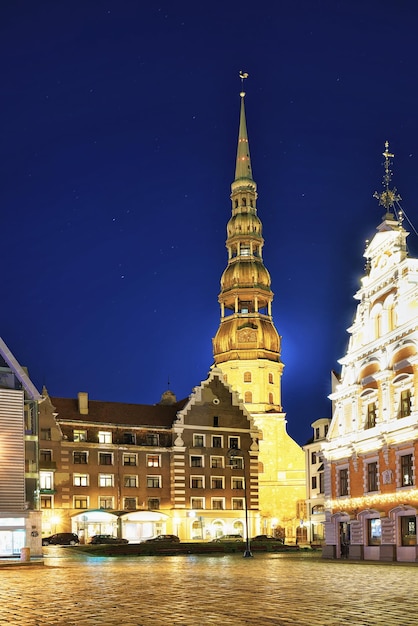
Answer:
xmin=1 ymin=553 xmax=418 ymax=625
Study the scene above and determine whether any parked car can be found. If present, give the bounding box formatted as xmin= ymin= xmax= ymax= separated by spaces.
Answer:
xmin=251 ymin=535 xmax=284 ymax=543
xmin=89 ymin=535 xmax=129 ymax=545
xmin=210 ymin=534 xmax=243 ymax=542
xmin=144 ymin=534 xmax=180 ymax=543
xmin=42 ymin=533 xmax=79 ymax=546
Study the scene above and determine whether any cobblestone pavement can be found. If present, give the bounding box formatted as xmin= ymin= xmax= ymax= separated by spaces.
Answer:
xmin=1 ymin=552 xmax=418 ymax=626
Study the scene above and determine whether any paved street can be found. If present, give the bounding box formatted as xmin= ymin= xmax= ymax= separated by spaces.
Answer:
xmin=1 ymin=552 xmax=418 ymax=625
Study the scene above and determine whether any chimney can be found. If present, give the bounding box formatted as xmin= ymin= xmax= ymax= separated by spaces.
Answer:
xmin=78 ymin=392 xmax=89 ymax=415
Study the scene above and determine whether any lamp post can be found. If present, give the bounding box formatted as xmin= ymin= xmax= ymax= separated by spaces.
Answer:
xmin=228 ymin=448 xmax=253 ymax=558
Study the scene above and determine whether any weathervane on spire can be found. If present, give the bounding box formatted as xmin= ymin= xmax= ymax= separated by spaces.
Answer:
xmin=373 ymin=140 xmax=401 ymax=211
xmin=239 ymin=71 xmax=249 ymax=97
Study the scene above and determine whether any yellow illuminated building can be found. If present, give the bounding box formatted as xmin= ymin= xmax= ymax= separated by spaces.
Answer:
xmin=213 ymin=87 xmax=305 ymax=541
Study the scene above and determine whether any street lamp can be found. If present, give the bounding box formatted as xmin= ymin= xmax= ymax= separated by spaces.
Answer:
xmin=228 ymin=448 xmax=253 ymax=558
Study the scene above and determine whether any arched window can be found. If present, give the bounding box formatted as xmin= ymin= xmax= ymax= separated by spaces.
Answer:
xmin=268 ymin=393 xmax=274 ymax=404
xmin=268 ymin=373 xmax=274 ymax=384
xmin=234 ymin=199 xmax=238 ymax=208
xmin=244 ymin=391 xmax=252 ymax=403
xmin=244 ymin=372 xmax=252 ymax=383
xmin=242 ymin=198 xmax=246 ymax=206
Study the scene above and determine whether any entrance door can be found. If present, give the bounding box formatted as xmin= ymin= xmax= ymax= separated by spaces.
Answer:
xmin=339 ymin=522 xmax=350 ymax=558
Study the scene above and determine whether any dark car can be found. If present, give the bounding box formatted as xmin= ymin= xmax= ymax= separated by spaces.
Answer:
xmin=252 ymin=535 xmax=284 ymax=543
xmin=42 ymin=532 xmax=79 ymax=546
xmin=210 ymin=534 xmax=243 ymax=542
xmin=89 ymin=534 xmax=129 ymax=545
xmin=145 ymin=534 xmax=180 ymax=543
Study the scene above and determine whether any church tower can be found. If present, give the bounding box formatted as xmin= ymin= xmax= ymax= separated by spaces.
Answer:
xmin=212 ymin=89 xmax=283 ymax=412
xmin=213 ymin=85 xmax=305 ymax=541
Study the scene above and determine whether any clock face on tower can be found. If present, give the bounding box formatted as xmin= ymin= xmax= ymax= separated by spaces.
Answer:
xmin=238 ymin=328 xmax=257 ymax=343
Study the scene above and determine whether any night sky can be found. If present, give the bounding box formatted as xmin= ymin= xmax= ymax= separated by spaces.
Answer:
xmin=2 ymin=1 xmax=418 ymax=445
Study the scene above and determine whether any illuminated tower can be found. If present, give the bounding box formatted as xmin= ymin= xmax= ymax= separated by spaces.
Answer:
xmin=213 ymin=85 xmax=305 ymax=541
xmin=213 ymin=89 xmax=283 ymax=412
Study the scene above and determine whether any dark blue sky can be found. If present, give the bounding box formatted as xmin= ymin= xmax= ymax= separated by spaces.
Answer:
xmin=2 ymin=0 xmax=418 ymax=445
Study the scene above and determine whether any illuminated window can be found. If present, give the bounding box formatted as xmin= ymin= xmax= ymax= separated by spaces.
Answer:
xmin=98 ymin=431 xmax=112 ymax=444
xmin=148 ymin=498 xmax=160 ymax=510
xmin=123 ymin=453 xmax=137 ymax=466
xmin=268 ymin=373 xmax=274 ymax=384
xmin=40 ymin=496 xmax=52 ymax=509
xmin=73 ymin=474 xmax=88 ymax=487
xmin=99 ymin=452 xmax=113 ymax=465
xmin=74 ymin=496 xmax=88 ymax=509
xmin=124 ymin=475 xmax=138 ymax=488
xmin=211 ymin=498 xmax=224 ymax=510
xmin=147 ymin=454 xmax=160 ymax=467
xmin=401 ymin=454 xmax=413 ymax=487
xmin=244 ymin=371 xmax=252 ymax=383
xmin=244 ymin=391 xmax=252 ymax=403
xmin=73 ymin=451 xmax=88 ymax=464
xmin=401 ymin=516 xmax=416 ymax=546
xmin=191 ymin=498 xmax=204 ymax=509
xmin=368 ymin=518 xmax=381 ymax=546
xmin=147 ymin=475 xmax=161 ymax=488
xmin=124 ymin=497 xmax=137 ymax=510
xmin=212 ymin=435 xmax=223 ymax=448
xmin=74 ymin=429 xmax=87 ymax=442
xmin=367 ymin=462 xmax=378 ymax=492
xmin=211 ymin=477 xmax=224 ymax=489
xmin=191 ymin=476 xmax=204 ymax=489
xmin=232 ymin=477 xmax=244 ymax=490
xmin=211 ymin=456 xmax=224 ymax=469
xmin=400 ymin=390 xmax=411 ymax=418
xmin=366 ymin=403 xmax=377 ymax=429
xmin=230 ymin=456 xmax=243 ymax=470
xmin=190 ymin=455 xmax=203 ymax=467
xmin=40 ymin=472 xmax=53 ymax=490
xmin=232 ymin=498 xmax=244 ymax=510
xmin=99 ymin=497 xmax=113 ymax=510
xmin=240 ymin=244 xmax=250 ymax=256
xmin=99 ymin=474 xmax=114 ymax=487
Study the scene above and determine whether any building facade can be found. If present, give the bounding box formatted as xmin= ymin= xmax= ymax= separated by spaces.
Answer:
xmin=0 ymin=337 xmax=42 ymax=557
xmin=39 ymin=369 xmax=261 ymax=542
xmin=303 ymin=418 xmax=330 ymax=545
xmin=322 ymin=143 xmax=418 ymax=562
xmin=213 ymin=88 xmax=306 ymax=540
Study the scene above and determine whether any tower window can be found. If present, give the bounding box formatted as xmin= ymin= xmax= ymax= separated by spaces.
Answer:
xmin=400 ymin=389 xmax=411 ymax=418
xmin=244 ymin=391 xmax=252 ymax=403
xmin=235 ymin=199 xmax=238 ymax=208
xmin=244 ymin=372 xmax=252 ymax=383
xmin=240 ymin=244 xmax=250 ymax=257
xmin=268 ymin=373 xmax=274 ymax=384
xmin=268 ymin=393 xmax=273 ymax=404
xmin=366 ymin=403 xmax=377 ymax=429
xmin=242 ymin=198 xmax=246 ymax=206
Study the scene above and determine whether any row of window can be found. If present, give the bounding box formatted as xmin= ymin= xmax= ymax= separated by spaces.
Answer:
xmin=41 ymin=495 xmax=245 ymax=511
xmin=242 ymin=371 xmax=275 ymax=384
xmin=337 ymin=453 xmax=414 ymax=497
xmin=365 ymin=389 xmax=411 ymax=430
xmin=367 ymin=516 xmax=416 ymax=548
xmin=192 ymin=435 xmax=240 ymax=449
xmin=41 ymin=428 xmax=163 ymax=445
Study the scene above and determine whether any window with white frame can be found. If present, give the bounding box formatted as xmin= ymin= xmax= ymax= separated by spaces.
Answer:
xmin=191 ymin=497 xmax=205 ymax=509
xmin=190 ymin=455 xmax=204 ymax=467
xmin=211 ymin=476 xmax=224 ymax=489
xmin=212 ymin=435 xmax=223 ymax=448
xmin=148 ymin=498 xmax=160 ymax=510
xmin=367 ymin=518 xmax=382 ymax=546
xmin=73 ymin=429 xmax=87 ymax=442
xmin=366 ymin=461 xmax=378 ymax=492
xmin=211 ymin=456 xmax=224 ymax=469
xmin=211 ymin=498 xmax=225 ymax=510
xmin=147 ymin=454 xmax=160 ymax=467
xmin=99 ymin=496 xmax=114 ymax=510
xmin=73 ymin=474 xmax=89 ymax=487
xmin=228 ymin=436 xmax=240 ymax=450
xmin=99 ymin=452 xmax=113 ymax=465
xmin=147 ymin=475 xmax=161 ymax=488
xmin=338 ymin=467 xmax=349 ymax=497
xmin=99 ymin=474 xmax=114 ymax=487
xmin=123 ymin=453 xmax=137 ymax=466
xmin=191 ymin=476 xmax=204 ymax=489
xmin=40 ymin=472 xmax=53 ymax=490
xmin=41 ymin=495 xmax=53 ymax=509
xmin=98 ymin=431 xmax=112 ymax=444
xmin=73 ymin=451 xmax=88 ymax=464
xmin=400 ymin=453 xmax=414 ymax=487
xmin=232 ymin=476 xmax=244 ymax=490
xmin=193 ymin=434 xmax=205 ymax=447
xmin=124 ymin=497 xmax=137 ymax=510
xmin=124 ymin=475 xmax=138 ymax=488
xmin=230 ymin=456 xmax=243 ymax=470
xmin=146 ymin=433 xmax=159 ymax=446
xmin=232 ymin=498 xmax=244 ymax=510
xmin=74 ymin=496 xmax=88 ymax=509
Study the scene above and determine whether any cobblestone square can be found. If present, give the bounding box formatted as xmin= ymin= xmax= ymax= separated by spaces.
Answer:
xmin=1 ymin=552 xmax=417 ymax=625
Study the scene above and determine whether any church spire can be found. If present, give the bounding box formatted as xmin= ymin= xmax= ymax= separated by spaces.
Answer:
xmin=213 ymin=78 xmax=283 ymax=413
xmin=373 ymin=141 xmax=401 ymax=217
xmin=235 ymin=91 xmax=253 ymax=182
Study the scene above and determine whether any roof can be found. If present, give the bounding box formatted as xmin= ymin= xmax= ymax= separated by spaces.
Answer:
xmin=50 ymin=396 xmax=188 ymax=428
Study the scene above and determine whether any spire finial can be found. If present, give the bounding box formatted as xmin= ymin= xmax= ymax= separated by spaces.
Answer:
xmin=239 ymin=70 xmax=248 ymax=97
xmin=373 ymin=140 xmax=401 ymax=211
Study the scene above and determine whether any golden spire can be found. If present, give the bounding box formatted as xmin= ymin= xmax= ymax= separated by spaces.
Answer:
xmin=373 ymin=141 xmax=401 ymax=211
xmin=235 ymin=71 xmax=253 ymax=182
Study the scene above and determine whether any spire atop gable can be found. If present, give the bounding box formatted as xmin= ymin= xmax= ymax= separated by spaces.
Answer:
xmin=373 ymin=141 xmax=401 ymax=218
